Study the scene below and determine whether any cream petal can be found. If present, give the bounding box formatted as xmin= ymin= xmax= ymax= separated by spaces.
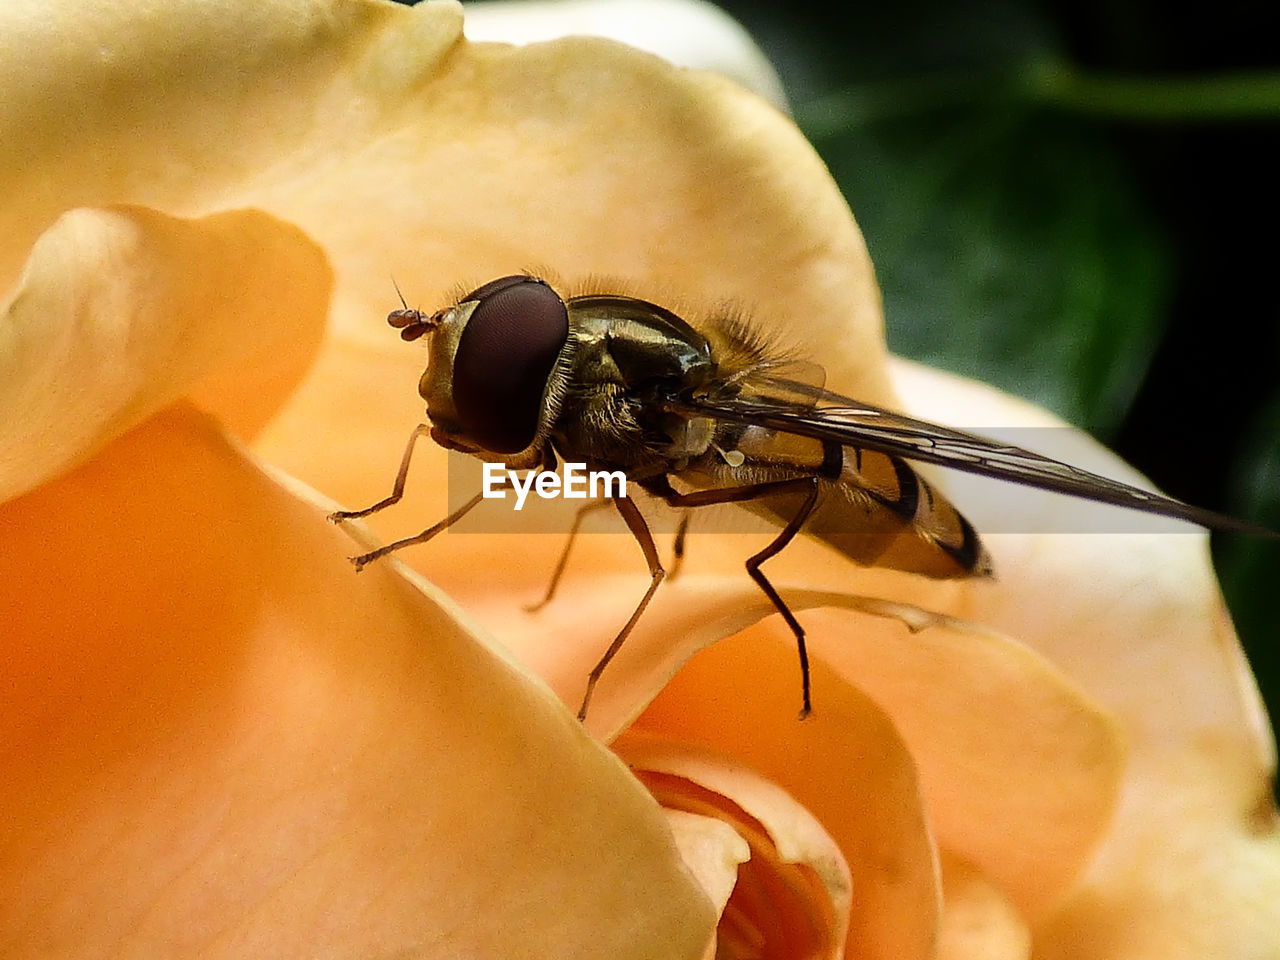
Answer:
xmin=620 ymin=733 xmax=853 ymax=958
xmin=888 ymin=357 xmax=1280 ymax=958
xmin=1032 ymin=809 xmax=1280 ymax=960
xmin=460 ymin=0 xmax=790 ymax=109
xmin=0 ymin=1 xmax=889 ymax=507
xmin=936 ymin=852 xmax=1031 ymax=960
xmin=887 ymin=357 xmax=1274 ymax=775
xmin=659 ymin=807 xmax=752 ymax=922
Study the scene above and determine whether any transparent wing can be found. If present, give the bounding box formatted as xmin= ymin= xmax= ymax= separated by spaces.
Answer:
xmin=704 ymin=357 xmax=827 ymax=408
xmin=665 ymin=376 xmax=1276 ymax=538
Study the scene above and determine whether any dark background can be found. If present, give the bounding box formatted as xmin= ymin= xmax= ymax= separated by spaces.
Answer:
xmin=444 ymin=0 xmax=1280 ymax=722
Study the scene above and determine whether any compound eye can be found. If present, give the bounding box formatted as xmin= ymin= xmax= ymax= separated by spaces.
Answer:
xmin=460 ymin=274 xmax=533 ymax=304
xmin=452 ymin=277 xmax=569 ymax=453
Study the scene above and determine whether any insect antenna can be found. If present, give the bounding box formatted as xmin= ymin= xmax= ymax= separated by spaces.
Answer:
xmin=386 ymin=277 xmax=438 ymax=341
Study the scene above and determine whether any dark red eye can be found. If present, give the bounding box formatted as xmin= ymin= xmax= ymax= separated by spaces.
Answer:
xmin=460 ymin=275 xmax=535 ymax=303
xmin=452 ymin=277 xmax=569 ymax=453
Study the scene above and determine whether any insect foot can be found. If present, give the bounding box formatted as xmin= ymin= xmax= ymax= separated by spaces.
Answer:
xmin=328 ymin=506 xmax=381 ymax=523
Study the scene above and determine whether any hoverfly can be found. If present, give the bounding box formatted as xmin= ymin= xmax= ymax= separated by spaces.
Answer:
xmin=331 ymin=274 xmax=1273 ymax=720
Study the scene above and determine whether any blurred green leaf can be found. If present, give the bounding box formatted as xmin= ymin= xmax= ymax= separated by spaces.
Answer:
xmin=801 ymin=104 xmax=1169 ymax=438
xmin=1217 ymin=395 xmax=1280 ymax=711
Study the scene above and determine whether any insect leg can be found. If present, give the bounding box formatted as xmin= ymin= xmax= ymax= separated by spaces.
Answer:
xmin=349 ymin=490 xmax=487 ymax=571
xmin=649 ymin=473 xmax=826 ymax=718
xmin=667 ymin=512 xmax=692 ymax=582
xmin=742 ymin=481 xmax=821 ymax=718
xmin=328 ymin=423 xmax=431 ymax=522
xmin=526 ymin=499 xmax=614 ymax=612
xmin=578 ymin=495 xmax=666 ymax=721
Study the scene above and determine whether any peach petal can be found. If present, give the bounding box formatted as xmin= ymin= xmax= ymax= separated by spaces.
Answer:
xmin=468 ymin=574 xmax=787 ymax=736
xmin=464 ymin=569 xmax=957 ymax=736
xmin=465 ymin=564 xmax=1119 ymax=940
xmin=604 ymin=584 xmax=1128 ymax=953
xmin=1032 ymin=813 xmax=1280 ymax=960
xmin=632 ymin=624 xmax=941 ymax=960
xmin=0 ymin=406 xmax=714 ymax=956
xmin=936 ymin=852 xmax=1030 ymax=960
xmin=0 ymin=205 xmax=330 ymax=502
xmin=800 ymin=606 xmax=1124 ymax=919
xmin=478 ymin=562 xmax=1120 ymax=918
xmin=620 ymin=733 xmax=853 ymax=958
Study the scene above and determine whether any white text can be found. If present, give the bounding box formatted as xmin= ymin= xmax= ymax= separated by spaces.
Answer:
xmin=481 ymin=462 xmax=627 ymax=510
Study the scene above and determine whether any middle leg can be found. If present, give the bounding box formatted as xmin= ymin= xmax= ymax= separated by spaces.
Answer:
xmin=577 ymin=495 xmax=666 ymax=721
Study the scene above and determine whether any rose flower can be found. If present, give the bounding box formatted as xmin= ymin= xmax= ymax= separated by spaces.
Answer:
xmin=2 ymin=1 xmax=1277 ymax=957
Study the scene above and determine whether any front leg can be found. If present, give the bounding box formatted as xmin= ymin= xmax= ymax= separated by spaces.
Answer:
xmin=336 ymin=442 xmax=540 ymax=570
xmin=328 ymin=423 xmax=431 ymax=523
xmin=347 ymin=490 xmax=486 ymax=571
